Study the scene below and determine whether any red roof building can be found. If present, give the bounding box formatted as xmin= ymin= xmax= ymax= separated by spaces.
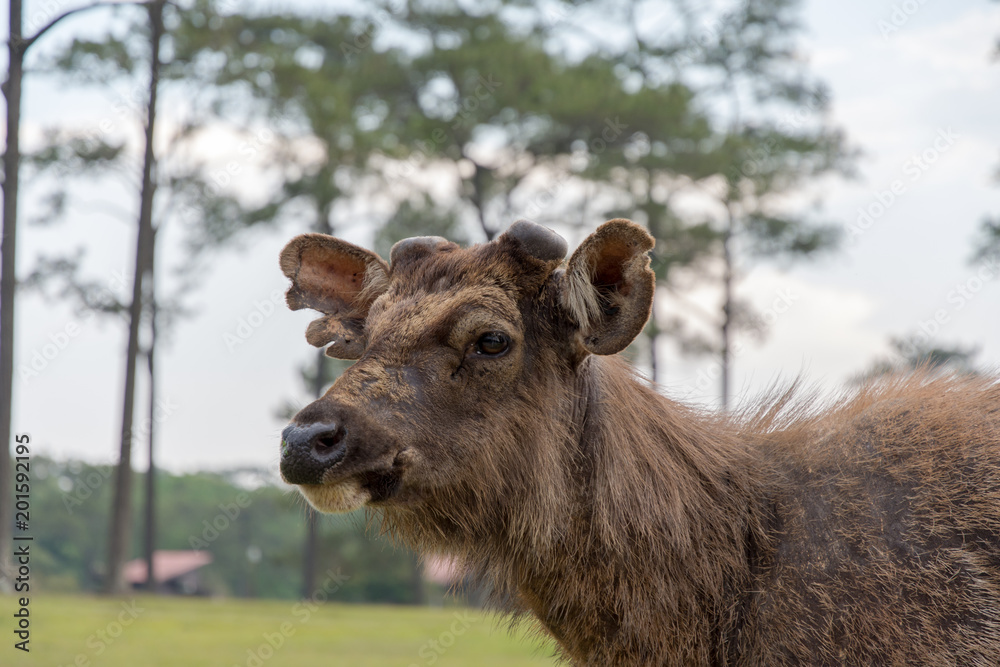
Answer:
xmin=124 ymin=550 xmax=213 ymax=595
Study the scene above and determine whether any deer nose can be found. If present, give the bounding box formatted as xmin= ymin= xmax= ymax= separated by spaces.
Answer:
xmin=279 ymin=421 xmax=348 ymax=485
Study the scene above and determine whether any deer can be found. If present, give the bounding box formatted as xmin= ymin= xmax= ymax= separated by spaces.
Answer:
xmin=277 ymin=218 xmax=1000 ymax=665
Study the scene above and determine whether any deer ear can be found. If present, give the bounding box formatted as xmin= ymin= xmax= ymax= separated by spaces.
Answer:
xmin=279 ymin=234 xmax=389 ymax=359
xmin=561 ymin=219 xmax=655 ymax=355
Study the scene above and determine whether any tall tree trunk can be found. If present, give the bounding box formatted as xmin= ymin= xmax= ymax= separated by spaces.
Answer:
xmin=302 ymin=347 xmax=327 ymax=597
xmin=471 ymin=161 xmax=492 ymax=240
xmin=1 ymin=0 xmax=161 ymax=591
xmin=303 ymin=508 xmax=318 ymax=596
xmin=105 ymin=0 xmax=164 ymax=595
xmin=241 ymin=507 xmax=256 ymax=597
xmin=646 ymin=307 xmax=661 ymax=388
xmin=0 ymin=0 xmax=23 ymax=591
xmin=649 ymin=332 xmax=660 ymax=387
xmin=720 ymin=207 xmax=735 ymax=411
xmin=143 ymin=229 xmax=157 ymax=592
xmin=409 ymin=551 xmax=427 ymax=605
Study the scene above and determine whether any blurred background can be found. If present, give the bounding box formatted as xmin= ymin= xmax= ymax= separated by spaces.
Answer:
xmin=1 ymin=0 xmax=998 ymax=664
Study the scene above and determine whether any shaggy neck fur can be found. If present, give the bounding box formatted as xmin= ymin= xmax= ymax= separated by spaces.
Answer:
xmin=384 ymin=354 xmax=768 ymax=665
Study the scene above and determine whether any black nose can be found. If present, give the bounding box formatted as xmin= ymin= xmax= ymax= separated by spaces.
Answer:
xmin=280 ymin=421 xmax=347 ymax=485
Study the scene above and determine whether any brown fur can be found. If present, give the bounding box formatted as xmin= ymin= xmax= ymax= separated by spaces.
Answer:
xmin=278 ymin=219 xmax=1000 ymax=665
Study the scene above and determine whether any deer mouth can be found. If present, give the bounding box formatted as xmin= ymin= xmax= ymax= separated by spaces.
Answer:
xmin=298 ymin=479 xmax=370 ymax=513
xmin=296 ymin=466 xmax=404 ymax=514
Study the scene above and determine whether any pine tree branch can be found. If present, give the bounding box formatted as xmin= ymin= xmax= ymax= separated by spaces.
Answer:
xmin=21 ymin=0 xmax=156 ymax=53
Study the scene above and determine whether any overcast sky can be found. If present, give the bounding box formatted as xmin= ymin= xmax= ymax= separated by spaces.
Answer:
xmin=5 ymin=0 xmax=1000 ymax=473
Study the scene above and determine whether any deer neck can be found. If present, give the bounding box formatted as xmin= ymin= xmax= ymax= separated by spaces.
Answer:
xmin=508 ymin=354 xmax=762 ymax=662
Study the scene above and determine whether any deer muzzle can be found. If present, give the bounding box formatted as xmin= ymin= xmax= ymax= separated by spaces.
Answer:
xmin=279 ymin=421 xmax=348 ymax=485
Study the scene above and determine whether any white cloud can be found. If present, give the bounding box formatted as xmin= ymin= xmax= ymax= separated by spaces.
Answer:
xmin=890 ymin=6 xmax=1000 ymax=88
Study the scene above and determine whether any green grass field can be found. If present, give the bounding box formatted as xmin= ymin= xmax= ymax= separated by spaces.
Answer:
xmin=3 ymin=594 xmax=559 ymax=666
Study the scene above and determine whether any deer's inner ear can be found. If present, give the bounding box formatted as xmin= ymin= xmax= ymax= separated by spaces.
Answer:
xmin=280 ymin=234 xmax=389 ymax=359
xmin=561 ymin=219 xmax=655 ymax=356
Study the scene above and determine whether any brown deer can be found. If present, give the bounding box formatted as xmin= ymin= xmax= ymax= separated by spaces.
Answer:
xmin=277 ymin=218 xmax=1000 ymax=665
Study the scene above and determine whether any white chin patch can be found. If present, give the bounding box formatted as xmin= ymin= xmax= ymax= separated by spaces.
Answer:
xmin=298 ymin=479 xmax=370 ymax=513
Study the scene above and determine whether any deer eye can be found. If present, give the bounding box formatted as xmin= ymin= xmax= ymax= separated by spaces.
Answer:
xmin=474 ymin=332 xmax=510 ymax=357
